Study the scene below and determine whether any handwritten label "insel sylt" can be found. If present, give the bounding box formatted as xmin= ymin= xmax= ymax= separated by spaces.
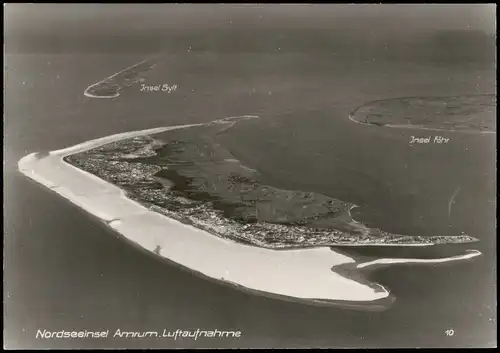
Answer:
xmin=140 ymin=84 xmax=178 ymax=93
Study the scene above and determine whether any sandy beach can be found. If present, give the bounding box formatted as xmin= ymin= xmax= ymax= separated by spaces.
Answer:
xmin=18 ymin=116 xmax=484 ymax=310
xmin=17 ymin=122 xmax=397 ymax=308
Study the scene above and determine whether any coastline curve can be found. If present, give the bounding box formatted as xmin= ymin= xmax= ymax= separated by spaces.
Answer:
xmin=18 ymin=115 xmax=484 ymax=310
xmin=348 ymin=94 xmax=496 ymax=134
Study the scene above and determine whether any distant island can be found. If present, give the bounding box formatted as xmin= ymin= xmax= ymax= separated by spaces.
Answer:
xmin=84 ymin=55 xmax=162 ymax=98
xmin=349 ymin=94 xmax=496 ymax=133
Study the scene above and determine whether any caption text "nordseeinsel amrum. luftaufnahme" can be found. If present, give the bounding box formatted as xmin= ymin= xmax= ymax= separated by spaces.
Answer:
xmin=36 ymin=328 xmax=242 ymax=340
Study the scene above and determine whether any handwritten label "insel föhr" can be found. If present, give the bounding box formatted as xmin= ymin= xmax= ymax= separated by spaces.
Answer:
xmin=140 ymin=84 xmax=178 ymax=93
xmin=410 ymin=136 xmax=450 ymax=144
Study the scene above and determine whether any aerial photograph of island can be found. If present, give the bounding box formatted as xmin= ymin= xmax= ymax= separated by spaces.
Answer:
xmin=4 ymin=3 xmax=496 ymax=349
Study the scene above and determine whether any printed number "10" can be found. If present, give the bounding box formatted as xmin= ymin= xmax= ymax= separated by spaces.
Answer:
xmin=445 ymin=329 xmax=455 ymax=336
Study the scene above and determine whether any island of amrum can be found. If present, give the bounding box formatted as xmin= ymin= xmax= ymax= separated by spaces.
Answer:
xmin=18 ymin=114 xmax=481 ymax=310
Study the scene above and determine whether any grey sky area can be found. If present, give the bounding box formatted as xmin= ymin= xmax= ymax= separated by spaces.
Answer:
xmin=5 ymin=4 xmax=495 ymax=32
xmin=4 ymin=4 xmax=496 ymax=59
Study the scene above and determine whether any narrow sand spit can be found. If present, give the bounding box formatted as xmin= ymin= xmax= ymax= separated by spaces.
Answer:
xmin=83 ymin=53 xmax=165 ymax=99
xmin=356 ymin=249 xmax=481 ymax=269
xmin=18 ymin=115 xmax=481 ymax=310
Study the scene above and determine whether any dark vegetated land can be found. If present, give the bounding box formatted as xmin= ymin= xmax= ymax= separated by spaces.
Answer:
xmin=350 ymin=94 xmax=496 ymax=131
xmin=64 ymin=120 xmax=480 ymax=248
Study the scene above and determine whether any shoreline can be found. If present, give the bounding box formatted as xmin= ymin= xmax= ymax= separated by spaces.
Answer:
xmin=18 ymin=119 xmax=394 ymax=308
xmin=346 ymin=93 xmax=496 ymax=134
xmin=83 ymin=53 xmax=166 ymax=99
xmin=356 ymin=249 xmax=481 ymax=269
xmin=348 ymin=114 xmax=496 ymax=134
xmin=18 ymin=117 xmax=482 ymax=310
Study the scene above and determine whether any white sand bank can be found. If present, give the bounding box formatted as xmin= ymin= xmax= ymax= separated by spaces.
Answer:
xmin=357 ymin=250 xmax=481 ymax=269
xmin=18 ymin=120 xmax=392 ymax=305
xmin=17 ymin=116 xmax=482 ymax=307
